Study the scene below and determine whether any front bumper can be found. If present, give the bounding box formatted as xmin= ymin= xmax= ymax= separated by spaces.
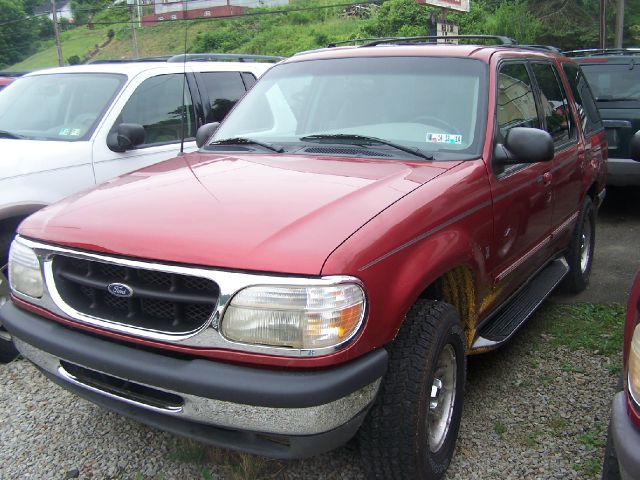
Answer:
xmin=611 ymin=391 xmax=640 ymax=480
xmin=1 ymin=302 xmax=387 ymax=459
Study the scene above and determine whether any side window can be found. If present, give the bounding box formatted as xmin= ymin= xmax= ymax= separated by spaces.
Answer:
xmin=497 ymin=63 xmax=540 ymax=142
xmin=116 ymin=74 xmax=196 ymax=147
xmin=199 ymin=72 xmax=247 ymax=123
xmin=241 ymin=72 xmax=257 ymax=90
xmin=562 ymin=63 xmax=603 ymax=135
xmin=531 ymin=62 xmax=573 ymax=146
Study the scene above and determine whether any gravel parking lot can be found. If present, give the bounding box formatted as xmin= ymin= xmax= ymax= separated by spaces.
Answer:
xmin=1 ymin=187 xmax=637 ymax=480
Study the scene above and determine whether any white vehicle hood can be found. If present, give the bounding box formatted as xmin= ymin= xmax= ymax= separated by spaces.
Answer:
xmin=0 ymin=138 xmax=92 ymax=181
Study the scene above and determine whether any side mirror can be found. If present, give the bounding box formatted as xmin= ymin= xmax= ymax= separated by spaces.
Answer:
xmin=494 ymin=127 xmax=554 ymax=165
xmin=630 ymin=131 xmax=640 ymax=162
xmin=196 ymin=122 xmax=220 ymax=148
xmin=107 ymin=123 xmax=146 ymax=153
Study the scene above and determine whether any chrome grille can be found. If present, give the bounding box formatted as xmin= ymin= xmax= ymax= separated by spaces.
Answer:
xmin=52 ymin=255 xmax=219 ymax=334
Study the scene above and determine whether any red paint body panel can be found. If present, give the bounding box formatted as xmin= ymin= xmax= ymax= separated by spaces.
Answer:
xmin=20 ymin=153 xmax=448 ymax=275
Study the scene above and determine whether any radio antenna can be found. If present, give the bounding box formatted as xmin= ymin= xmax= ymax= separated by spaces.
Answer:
xmin=178 ymin=0 xmax=188 ymax=156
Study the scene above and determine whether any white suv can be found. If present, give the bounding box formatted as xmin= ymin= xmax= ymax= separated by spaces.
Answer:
xmin=0 ymin=55 xmax=278 ymax=360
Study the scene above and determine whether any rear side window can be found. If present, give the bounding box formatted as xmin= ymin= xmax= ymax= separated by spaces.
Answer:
xmin=497 ymin=62 xmax=540 ymax=142
xmin=562 ymin=63 xmax=603 ymax=135
xmin=199 ymin=72 xmax=247 ymax=123
xmin=241 ymin=72 xmax=257 ymax=89
xmin=531 ymin=62 xmax=573 ymax=146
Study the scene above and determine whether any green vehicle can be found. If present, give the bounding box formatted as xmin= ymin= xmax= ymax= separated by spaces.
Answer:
xmin=567 ymin=48 xmax=640 ymax=186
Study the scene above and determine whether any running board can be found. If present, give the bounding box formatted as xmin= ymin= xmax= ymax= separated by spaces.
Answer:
xmin=472 ymin=258 xmax=569 ymax=350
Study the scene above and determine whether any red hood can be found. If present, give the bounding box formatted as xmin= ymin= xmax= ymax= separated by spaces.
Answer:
xmin=20 ymin=152 xmax=453 ymax=274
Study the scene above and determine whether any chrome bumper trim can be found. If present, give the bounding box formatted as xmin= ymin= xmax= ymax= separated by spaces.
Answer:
xmin=14 ymin=337 xmax=381 ymax=436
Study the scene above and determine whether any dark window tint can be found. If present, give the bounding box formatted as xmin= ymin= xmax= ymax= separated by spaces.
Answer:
xmin=199 ymin=72 xmax=246 ymax=123
xmin=117 ymin=74 xmax=196 ymax=146
xmin=241 ymin=72 xmax=257 ymax=89
xmin=531 ymin=62 xmax=572 ymax=145
xmin=562 ymin=63 xmax=603 ymax=134
xmin=580 ymin=63 xmax=640 ymax=102
xmin=497 ymin=63 xmax=539 ymax=141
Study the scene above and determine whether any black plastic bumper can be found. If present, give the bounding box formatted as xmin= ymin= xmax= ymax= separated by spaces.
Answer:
xmin=611 ymin=391 xmax=640 ymax=480
xmin=0 ymin=302 xmax=388 ymax=458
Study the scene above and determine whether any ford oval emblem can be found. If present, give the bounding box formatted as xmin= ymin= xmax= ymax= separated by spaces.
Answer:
xmin=107 ymin=283 xmax=133 ymax=298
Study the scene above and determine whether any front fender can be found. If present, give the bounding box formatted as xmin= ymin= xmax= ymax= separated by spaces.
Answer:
xmin=322 ymin=160 xmax=493 ymax=354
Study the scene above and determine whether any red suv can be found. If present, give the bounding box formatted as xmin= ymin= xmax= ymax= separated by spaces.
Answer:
xmin=1 ymin=36 xmax=608 ymax=478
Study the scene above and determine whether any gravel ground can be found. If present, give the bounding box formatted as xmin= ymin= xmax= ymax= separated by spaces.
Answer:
xmin=0 ymin=306 xmax=618 ymax=480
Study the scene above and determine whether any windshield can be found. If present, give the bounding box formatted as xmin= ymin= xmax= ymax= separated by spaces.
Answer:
xmin=212 ymin=57 xmax=488 ymax=160
xmin=580 ymin=63 xmax=640 ymax=102
xmin=0 ymin=73 xmax=126 ymax=141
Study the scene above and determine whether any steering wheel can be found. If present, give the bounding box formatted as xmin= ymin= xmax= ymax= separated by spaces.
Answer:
xmin=411 ymin=116 xmax=461 ymax=136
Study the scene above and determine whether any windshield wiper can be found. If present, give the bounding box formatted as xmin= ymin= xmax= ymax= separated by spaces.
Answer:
xmin=209 ymin=137 xmax=284 ymax=153
xmin=0 ymin=130 xmax=25 ymax=139
xmin=300 ymin=134 xmax=433 ymax=160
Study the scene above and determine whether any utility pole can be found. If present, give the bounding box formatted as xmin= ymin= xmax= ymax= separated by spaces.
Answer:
xmin=599 ymin=0 xmax=607 ymax=49
xmin=615 ymin=0 xmax=625 ymax=48
xmin=129 ymin=0 xmax=139 ymax=58
xmin=51 ymin=0 xmax=64 ymax=66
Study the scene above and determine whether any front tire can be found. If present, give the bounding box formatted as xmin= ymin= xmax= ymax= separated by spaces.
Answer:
xmin=359 ymin=301 xmax=466 ymax=480
xmin=562 ymin=196 xmax=595 ymax=293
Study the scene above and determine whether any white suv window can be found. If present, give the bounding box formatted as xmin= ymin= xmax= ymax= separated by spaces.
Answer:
xmin=115 ymin=74 xmax=196 ymax=147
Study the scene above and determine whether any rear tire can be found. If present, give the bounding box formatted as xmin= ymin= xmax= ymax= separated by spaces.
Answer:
xmin=359 ymin=300 xmax=466 ymax=480
xmin=561 ymin=196 xmax=595 ymax=293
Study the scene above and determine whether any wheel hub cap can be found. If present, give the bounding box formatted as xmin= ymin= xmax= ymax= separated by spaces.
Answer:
xmin=579 ymin=215 xmax=592 ymax=274
xmin=427 ymin=344 xmax=457 ymax=453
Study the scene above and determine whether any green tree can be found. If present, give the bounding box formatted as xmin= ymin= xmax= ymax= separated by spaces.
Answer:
xmin=0 ymin=0 xmax=37 ymax=69
xmin=359 ymin=0 xmax=431 ymax=38
xmin=70 ymin=0 xmax=111 ymax=26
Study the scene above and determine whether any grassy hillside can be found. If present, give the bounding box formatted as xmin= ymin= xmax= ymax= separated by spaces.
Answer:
xmin=9 ymin=4 xmax=367 ymax=70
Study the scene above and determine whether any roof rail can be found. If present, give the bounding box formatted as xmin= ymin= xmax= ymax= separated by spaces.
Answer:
xmin=167 ymin=53 xmax=284 ymax=63
xmin=90 ymin=55 xmax=172 ymax=64
xmin=564 ymin=48 xmax=640 ymax=57
xmin=348 ymin=35 xmax=517 ymax=47
xmin=0 ymin=71 xmax=29 ymax=77
xmin=516 ymin=45 xmax=563 ymax=53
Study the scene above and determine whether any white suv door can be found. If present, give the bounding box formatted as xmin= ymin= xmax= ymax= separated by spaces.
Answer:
xmin=92 ymin=71 xmax=199 ymax=184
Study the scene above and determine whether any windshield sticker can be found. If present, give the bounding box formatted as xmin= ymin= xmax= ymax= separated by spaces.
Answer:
xmin=70 ymin=128 xmax=82 ymax=136
xmin=426 ymin=133 xmax=462 ymax=145
xmin=58 ymin=128 xmax=71 ymax=136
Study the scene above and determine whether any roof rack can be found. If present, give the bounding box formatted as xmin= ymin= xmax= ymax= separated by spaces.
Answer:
xmin=333 ymin=35 xmax=518 ymax=47
xmin=0 ymin=71 xmax=28 ymax=77
xmin=516 ymin=45 xmax=563 ymax=53
xmin=90 ymin=55 xmax=173 ymax=64
xmin=167 ymin=53 xmax=284 ymax=63
xmin=564 ymin=48 xmax=640 ymax=57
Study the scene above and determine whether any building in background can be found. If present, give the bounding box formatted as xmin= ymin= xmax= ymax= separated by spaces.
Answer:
xmin=141 ymin=0 xmax=290 ymax=26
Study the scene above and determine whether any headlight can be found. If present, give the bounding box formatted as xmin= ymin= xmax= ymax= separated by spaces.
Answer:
xmin=629 ymin=324 xmax=640 ymax=405
xmin=8 ymin=240 xmax=43 ymax=298
xmin=221 ymin=283 xmax=365 ymax=350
